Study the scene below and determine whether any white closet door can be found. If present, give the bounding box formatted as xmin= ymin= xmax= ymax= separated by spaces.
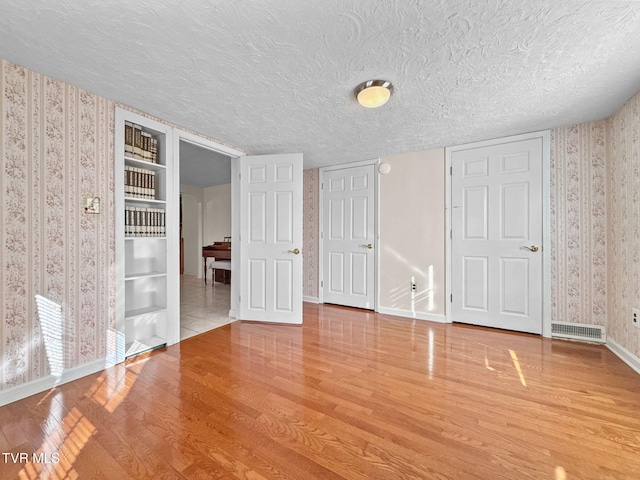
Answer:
xmin=322 ymin=164 xmax=376 ymax=309
xmin=451 ymin=137 xmax=543 ymax=334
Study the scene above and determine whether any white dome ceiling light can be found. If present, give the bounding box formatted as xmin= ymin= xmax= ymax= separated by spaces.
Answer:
xmin=354 ymin=80 xmax=394 ymax=108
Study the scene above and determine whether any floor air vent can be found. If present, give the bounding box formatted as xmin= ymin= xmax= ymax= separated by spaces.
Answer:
xmin=551 ymin=321 xmax=606 ymax=344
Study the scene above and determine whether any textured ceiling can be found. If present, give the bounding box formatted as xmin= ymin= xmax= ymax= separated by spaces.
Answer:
xmin=1 ymin=1 xmax=640 ymax=169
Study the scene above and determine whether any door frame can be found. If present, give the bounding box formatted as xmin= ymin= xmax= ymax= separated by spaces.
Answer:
xmin=445 ymin=131 xmax=552 ymax=337
xmin=318 ymin=159 xmax=379 ymax=310
xmin=174 ymin=129 xmax=244 ymax=318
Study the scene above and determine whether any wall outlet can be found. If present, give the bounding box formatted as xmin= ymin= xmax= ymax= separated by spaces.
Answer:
xmin=410 ymin=281 xmax=417 ymax=292
xmin=633 ymin=308 xmax=640 ymax=329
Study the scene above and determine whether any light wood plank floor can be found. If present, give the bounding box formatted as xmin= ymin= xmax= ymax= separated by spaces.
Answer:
xmin=2 ymin=304 xmax=640 ymax=479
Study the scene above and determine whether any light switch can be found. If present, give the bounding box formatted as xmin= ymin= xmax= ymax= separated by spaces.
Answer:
xmin=84 ymin=196 xmax=101 ymax=214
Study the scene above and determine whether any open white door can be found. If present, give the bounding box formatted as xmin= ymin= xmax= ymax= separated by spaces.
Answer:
xmin=238 ymin=153 xmax=303 ymax=324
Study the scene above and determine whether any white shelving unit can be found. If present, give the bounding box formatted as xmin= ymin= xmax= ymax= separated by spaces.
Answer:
xmin=115 ymin=108 xmax=179 ymax=361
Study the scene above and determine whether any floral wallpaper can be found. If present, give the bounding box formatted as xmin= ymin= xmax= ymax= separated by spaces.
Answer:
xmin=0 ymin=59 xmax=115 ymax=390
xmin=550 ymin=122 xmax=608 ymax=327
xmin=607 ymin=91 xmax=640 ymax=358
xmin=550 ymin=90 xmax=640 ymax=360
xmin=303 ymin=169 xmax=319 ymax=299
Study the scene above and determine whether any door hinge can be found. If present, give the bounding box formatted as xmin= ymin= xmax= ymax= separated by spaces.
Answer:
xmin=321 ymin=231 xmax=324 ymax=239
xmin=450 ymin=229 xmax=452 ymax=239
xmin=450 ymin=166 xmax=452 ymax=175
xmin=450 ymin=294 xmax=453 ymax=302
xmin=321 ymin=182 xmax=324 ymax=190
xmin=321 ymin=280 xmax=323 ymax=288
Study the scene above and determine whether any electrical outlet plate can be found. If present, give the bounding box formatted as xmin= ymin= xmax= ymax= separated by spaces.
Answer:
xmin=633 ymin=308 xmax=640 ymax=329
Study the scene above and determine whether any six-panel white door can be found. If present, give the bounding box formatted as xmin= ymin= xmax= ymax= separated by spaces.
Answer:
xmin=322 ymin=164 xmax=375 ymax=309
xmin=451 ymin=137 xmax=543 ymax=334
xmin=239 ymin=153 xmax=303 ymax=324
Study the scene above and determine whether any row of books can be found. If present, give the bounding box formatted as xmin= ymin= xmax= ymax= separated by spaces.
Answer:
xmin=125 ymin=207 xmax=166 ymax=237
xmin=124 ymin=121 xmax=159 ymax=163
xmin=125 ymin=166 xmax=156 ymax=199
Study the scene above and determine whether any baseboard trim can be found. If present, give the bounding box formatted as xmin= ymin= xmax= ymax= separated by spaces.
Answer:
xmin=607 ymin=338 xmax=640 ymax=376
xmin=303 ymin=296 xmax=320 ymax=304
xmin=377 ymin=307 xmax=447 ymax=323
xmin=0 ymin=358 xmax=107 ymax=407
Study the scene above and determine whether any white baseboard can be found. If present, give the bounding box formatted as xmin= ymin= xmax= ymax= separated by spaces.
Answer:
xmin=303 ymin=296 xmax=320 ymax=304
xmin=377 ymin=306 xmax=447 ymax=323
xmin=0 ymin=358 xmax=107 ymax=407
xmin=607 ymin=338 xmax=640 ymax=376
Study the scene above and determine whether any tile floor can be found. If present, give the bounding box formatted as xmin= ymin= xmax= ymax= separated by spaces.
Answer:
xmin=180 ymin=274 xmax=234 ymax=340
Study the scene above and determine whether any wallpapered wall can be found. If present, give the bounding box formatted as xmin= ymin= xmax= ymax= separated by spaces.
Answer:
xmin=550 ymin=121 xmax=608 ymax=327
xmin=0 ymin=59 xmax=115 ymax=390
xmin=550 ymin=90 xmax=640 ymax=359
xmin=608 ymin=92 xmax=640 ymax=357
xmin=303 ymin=169 xmax=319 ymax=300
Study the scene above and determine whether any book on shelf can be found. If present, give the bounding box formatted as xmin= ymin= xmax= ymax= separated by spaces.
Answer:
xmin=124 ymin=206 xmax=166 ymax=237
xmin=149 ymin=136 xmax=158 ymax=163
xmin=124 ymin=121 xmax=134 ymax=156
xmin=125 ymin=123 xmax=159 ymax=164
xmin=142 ymin=132 xmax=152 ymax=162
xmin=133 ymin=124 xmax=143 ymax=159
xmin=124 ymin=166 xmax=156 ymax=199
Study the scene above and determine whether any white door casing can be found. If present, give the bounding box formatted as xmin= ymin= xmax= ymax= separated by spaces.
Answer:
xmin=321 ymin=163 xmax=376 ymax=309
xmin=450 ymin=135 xmax=545 ymax=334
xmin=239 ymin=153 xmax=303 ymax=324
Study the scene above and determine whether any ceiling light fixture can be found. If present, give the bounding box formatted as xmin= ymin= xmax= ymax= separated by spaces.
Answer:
xmin=354 ymin=80 xmax=394 ymax=108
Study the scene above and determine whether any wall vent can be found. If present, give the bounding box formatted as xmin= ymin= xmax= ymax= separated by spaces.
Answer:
xmin=551 ymin=321 xmax=606 ymax=344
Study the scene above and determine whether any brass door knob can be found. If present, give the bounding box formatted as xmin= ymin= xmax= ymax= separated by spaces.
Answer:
xmin=288 ymin=248 xmax=300 ymax=255
xmin=523 ymin=245 xmax=539 ymax=252
xmin=362 ymin=244 xmax=373 ymax=249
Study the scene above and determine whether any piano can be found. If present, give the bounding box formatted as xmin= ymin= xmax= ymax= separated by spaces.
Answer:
xmin=202 ymin=241 xmax=231 ymax=284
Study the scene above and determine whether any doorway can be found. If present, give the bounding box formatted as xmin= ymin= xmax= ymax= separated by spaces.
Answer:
xmin=447 ymin=131 xmax=551 ymax=335
xmin=177 ymin=132 xmax=242 ymax=339
xmin=177 ymin=131 xmax=305 ymax=329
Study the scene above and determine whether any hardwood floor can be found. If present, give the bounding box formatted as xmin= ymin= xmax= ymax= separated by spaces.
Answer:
xmin=2 ymin=304 xmax=640 ymax=479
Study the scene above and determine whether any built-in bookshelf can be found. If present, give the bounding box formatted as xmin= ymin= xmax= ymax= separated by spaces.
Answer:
xmin=115 ymin=108 xmax=178 ymax=361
